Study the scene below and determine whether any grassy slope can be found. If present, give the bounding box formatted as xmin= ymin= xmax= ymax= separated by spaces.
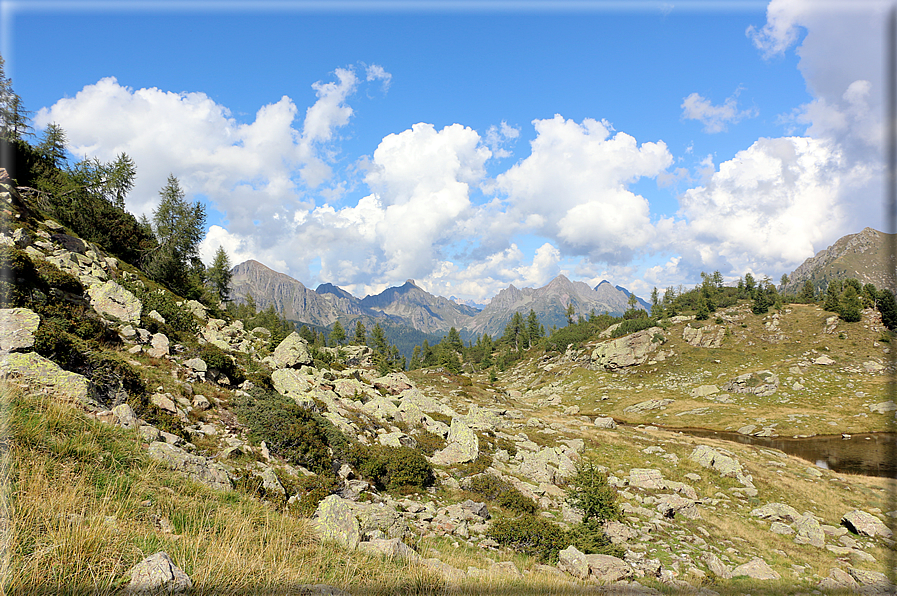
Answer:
xmin=496 ymin=302 xmax=893 ymax=437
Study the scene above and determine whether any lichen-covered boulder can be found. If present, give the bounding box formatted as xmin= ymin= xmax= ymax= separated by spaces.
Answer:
xmin=842 ymin=509 xmax=893 ymax=538
xmin=372 ymin=372 xmax=413 ymax=395
xmin=87 ymin=280 xmax=142 ymax=325
xmin=123 ymin=551 xmax=192 ymax=594
xmin=682 ymin=324 xmax=725 ymax=348
xmin=731 ymin=558 xmax=780 ymax=580
xmin=266 ymin=332 xmax=313 ymax=369
xmin=313 ymin=495 xmax=360 ymax=550
xmin=0 ymin=308 xmax=40 ymax=352
xmin=590 ymin=327 xmax=664 ymax=369
xmin=751 ymin=502 xmax=801 ymax=523
xmin=272 ymin=367 xmax=314 ymax=399
xmin=0 ymin=352 xmax=96 ymax=407
xmin=430 ymin=418 xmax=478 ymax=465
xmin=147 ymin=442 xmax=232 ymax=491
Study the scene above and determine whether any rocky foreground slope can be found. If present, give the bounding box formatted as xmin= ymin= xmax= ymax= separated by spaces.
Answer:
xmin=1 ymin=181 xmax=895 ymax=594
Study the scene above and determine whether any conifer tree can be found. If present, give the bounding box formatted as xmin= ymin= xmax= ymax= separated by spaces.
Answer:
xmin=330 ymin=320 xmax=346 ymax=346
xmin=839 ymin=285 xmax=862 ymax=322
xmin=353 ymin=320 xmax=366 ymax=345
xmin=824 ymin=280 xmax=842 ymax=313
xmin=207 ymin=245 xmax=232 ymax=303
xmin=799 ymin=280 xmax=816 ymax=303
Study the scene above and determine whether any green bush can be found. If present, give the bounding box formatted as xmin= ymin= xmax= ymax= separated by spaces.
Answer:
xmin=233 ymin=389 xmax=336 ymax=474
xmin=486 ymin=515 xmax=570 ymax=563
xmin=288 ymin=474 xmax=343 ymax=517
xmin=198 ymin=343 xmax=242 ymax=384
xmin=349 ymin=444 xmax=434 ymax=493
xmin=568 ymin=519 xmax=624 ymax=558
xmin=121 ymin=280 xmax=199 ymax=336
xmin=565 ymin=459 xmax=621 ymax=523
xmin=609 ymin=317 xmax=657 ymax=339
xmin=468 ymin=473 xmax=537 ymax=515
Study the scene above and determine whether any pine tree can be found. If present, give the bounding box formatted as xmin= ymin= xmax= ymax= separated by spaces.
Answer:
xmin=565 ymin=303 xmax=575 ymax=326
xmin=824 ymin=280 xmax=842 ymax=313
xmin=37 ymin=123 xmax=68 ymax=167
xmin=207 ymin=245 xmax=232 ymax=303
xmin=526 ymin=309 xmax=541 ymax=347
xmin=144 ymin=174 xmax=206 ymax=295
xmin=330 ymin=320 xmax=346 ymax=346
xmin=839 ymin=285 xmax=862 ymax=322
xmin=446 ymin=327 xmax=463 ymax=353
xmin=353 ymin=320 xmax=366 ymax=345
xmin=877 ymin=289 xmax=897 ymax=330
xmin=799 ymin=280 xmax=816 ymax=303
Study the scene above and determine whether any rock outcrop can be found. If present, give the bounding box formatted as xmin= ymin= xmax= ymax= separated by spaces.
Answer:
xmin=589 ymin=327 xmax=664 ymax=370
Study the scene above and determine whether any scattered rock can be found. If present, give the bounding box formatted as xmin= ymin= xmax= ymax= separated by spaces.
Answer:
xmin=430 ymin=418 xmax=478 ymax=465
xmin=842 ymin=509 xmax=893 ymax=538
xmin=593 ymin=416 xmax=617 ymax=429
xmin=751 ymin=502 xmax=801 ymax=523
xmin=731 ymin=558 xmax=780 ymax=580
xmin=147 ymin=442 xmax=232 ymax=491
xmin=0 ymin=351 xmax=96 ymax=407
xmin=266 ymin=332 xmax=313 ymax=369
xmin=682 ymin=324 xmax=725 ymax=348
xmin=723 ymin=370 xmax=779 ymax=397
xmin=123 ymin=551 xmax=192 ymax=594
xmin=87 ymin=280 xmax=142 ymax=325
xmin=358 ymin=537 xmax=419 ymax=561
xmin=314 ymin=495 xmax=361 ymax=550
xmin=624 ymin=398 xmax=673 ymax=414
xmin=0 ymin=307 xmax=40 ymax=352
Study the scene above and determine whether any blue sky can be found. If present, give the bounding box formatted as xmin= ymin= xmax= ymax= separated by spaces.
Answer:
xmin=2 ymin=0 xmax=889 ymax=302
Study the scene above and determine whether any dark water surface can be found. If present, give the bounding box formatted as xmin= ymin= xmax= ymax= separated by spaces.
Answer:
xmin=647 ymin=426 xmax=897 ymax=478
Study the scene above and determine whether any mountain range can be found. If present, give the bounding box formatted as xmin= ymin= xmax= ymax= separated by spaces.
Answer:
xmin=232 ymin=226 xmax=896 ymax=349
xmin=229 ymin=261 xmax=645 ymax=343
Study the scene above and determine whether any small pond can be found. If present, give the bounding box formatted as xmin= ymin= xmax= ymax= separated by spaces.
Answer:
xmin=651 ymin=426 xmax=897 ymax=478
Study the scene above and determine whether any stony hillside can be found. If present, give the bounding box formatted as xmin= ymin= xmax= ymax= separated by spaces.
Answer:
xmin=2 ymin=173 xmax=895 ymax=595
xmin=784 ymin=227 xmax=897 ymax=295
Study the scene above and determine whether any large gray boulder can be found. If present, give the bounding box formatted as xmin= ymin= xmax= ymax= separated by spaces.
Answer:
xmin=723 ymin=370 xmax=779 ymax=397
xmin=147 ymin=442 xmax=232 ymax=491
xmin=557 ymin=545 xmax=632 ymax=583
xmin=313 ymin=495 xmax=360 ymax=550
xmin=272 ymin=368 xmax=314 ymax=400
xmin=123 ymin=551 xmax=192 ymax=594
xmin=731 ymin=558 xmax=780 ymax=580
xmin=842 ymin=509 xmax=893 ymax=538
xmin=682 ymin=324 xmax=726 ymax=348
xmin=590 ymin=327 xmax=664 ymax=369
xmin=87 ymin=280 xmax=142 ymax=325
xmin=358 ymin=537 xmax=420 ymax=561
xmin=266 ymin=332 xmax=313 ymax=369
xmin=751 ymin=502 xmax=801 ymax=523
xmin=0 ymin=307 xmax=40 ymax=352
xmin=0 ymin=351 xmax=96 ymax=407
xmin=430 ymin=418 xmax=478 ymax=465
xmin=793 ymin=513 xmax=826 ymax=548
xmin=689 ymin=445 xmax=742 ymax=478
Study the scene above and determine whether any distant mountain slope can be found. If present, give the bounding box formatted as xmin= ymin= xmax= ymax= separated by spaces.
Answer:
xmin=230 ymin=260 xmax=367 ymax=326
xmin=467 ymin=275 xmax=643 ymax=338
xmin=603 ymin=281 xmax=651 ymax=311
xmin=783 ymin=227 xmax=897 ymax=295
xmin=360 ymin=280 xmax=479 ymax=335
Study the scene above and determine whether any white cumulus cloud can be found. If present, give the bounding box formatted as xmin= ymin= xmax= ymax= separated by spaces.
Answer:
xmin=494 ymin=115 xmax=672 ymax=264
xmin=681 ymin=89 xmax=758 ymax=133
